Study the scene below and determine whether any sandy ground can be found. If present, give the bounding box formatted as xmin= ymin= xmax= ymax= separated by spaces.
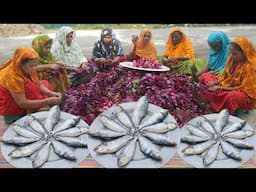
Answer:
xmin=0 ymin=25 xmax=255 ymax=129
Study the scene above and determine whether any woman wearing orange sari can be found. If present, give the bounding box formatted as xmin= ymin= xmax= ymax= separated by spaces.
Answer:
xmin=198 ymin=36 xmax=256 ymax=114
xmin=0 ymin=47 xmax=62 ymax=124
xmin=128 ymin=28 xmax=157 ymax=60
xmin=162 ymin=27 xmax=206 ymax=74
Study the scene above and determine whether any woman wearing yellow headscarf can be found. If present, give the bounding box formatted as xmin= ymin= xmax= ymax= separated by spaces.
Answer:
xmin=0 ymin=47 xmax=62 ymax=124
xmin=129 ymin=28 xmax=157 ymax=60
xmin=198 ymin=36 xmax=256 ymax=114
xmin=162 ymin=27 xmax=207 ymax=74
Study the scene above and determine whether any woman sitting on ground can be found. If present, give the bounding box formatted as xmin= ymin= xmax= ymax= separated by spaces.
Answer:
xmin=32 ymin=35 xmax=70 ymax=92
xmin=128 ymin=28 xmax=157 ymax=61
xmin=162 ymin=26 xmax=206 ymax=75
xmin=198 ymin=36 xmax=256 ymax=114
xmin=195 ymin=31 xmax=230 ymax=78
xmin=51 ymin=26 xmax=97 ymax=86
xmin=92 ymin=28 xmax=126 ymax=70
xmin=0 ymin=47 xmax=62 ymax=124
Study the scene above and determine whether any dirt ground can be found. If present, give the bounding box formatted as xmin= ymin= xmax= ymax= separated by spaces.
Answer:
xmin=0 ymin=24 xmax=45 ymax=37
xmin=0 ymin=24 xmax=255 ymax=129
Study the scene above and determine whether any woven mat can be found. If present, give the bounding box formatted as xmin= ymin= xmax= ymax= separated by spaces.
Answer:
xmin=1 ymin=115 xmax=256 ymax=168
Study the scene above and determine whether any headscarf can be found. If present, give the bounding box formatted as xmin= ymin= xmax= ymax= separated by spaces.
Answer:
xmin=92 ymin=28 xmax=122 ymax=60
xmin=51 ymin=26 xmax=87 ymax=67
xmin=134 ymin=28 xmax=157 ymax=60
xmin=220 ymin=36 xmax=256 ymax=101
xmin=208 ymin=31 xmax=230 ymax=71
xmin=163 ymin=27 xmax=195 ymax=61
xmin=32 ymin=35 xmax=56 ymax=64
xmin=0 ymin=47 xmax=39 ymax=94
xmin=111 ymin=30 xmax=124 ymax=56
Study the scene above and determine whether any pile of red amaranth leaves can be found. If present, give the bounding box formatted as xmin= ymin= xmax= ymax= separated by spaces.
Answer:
xmin=63 ymin=65 xmax=210 ymax=127
xmin=132 ymin=58 xmax=161 ymax=69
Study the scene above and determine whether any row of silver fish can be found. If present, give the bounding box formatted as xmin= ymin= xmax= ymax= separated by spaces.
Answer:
xmin=90 ymin=96 xmax=178 ymax=167
xmin=1 ymin=105 xmax=88 ymax=168
xmin=181 ymin=109 xmax=255 ymax=167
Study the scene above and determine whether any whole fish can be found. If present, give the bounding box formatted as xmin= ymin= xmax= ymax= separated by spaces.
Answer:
xmin=32 ymin=142 xmax=51 ymax=168
xmin=215 ymin=109 xmax=229 ymax=133
xmin=115 ymin=105 xmax=134 ymax=129
xmin=99 ymin=115 xmax=127 ymax=133
xmin=12 ymin=124 xmax=40 ymax=139
xmin=8 ymin=140 xmax=47 ymax=158
xmin=118 ymin=138 xmax=137 ymax=167
xmin=203 ymin=142 xmax=220 ymax=166
xmin=139 ymin=109 xmax=168 ymax=129
xmin=44 ymin=105 xmax=61 ymax=133
xmin=181 ymin=135 xmax=209 ymax=144
xmin=220 ymin=141 xmax=242 ymax=161
xmin=51 ymin=140 xmax=77 ymax=160
xmin=223 ymin=138 xmax=254 ymax=149
xmin=142 ymin=132 xmax=177 ymax=146
xmin=88 ymin=129 xmax=126 ymax=140
xmin=52 ymin=116 xmax=81 ymax=134
xmin=94 ymin=135 xmax=132 ymax=154
xmin=1 ymin=136 xmax=40 ymax=146
xmin=141 ymin=122 xmax=177 ymax=134
xmin=132 ymin=96 xmax=149 ymax=127
xmin=223 ymin=130 xmax=254 ymax=139
xmin=55 ymin=137 xmax=87 ymax=148
xmin=221 ymin=121 xmax=246 ymax=135
xmin=182 ymin=140 xmax=216 ymax=155
xmin=197 ymin=116 xmax=216 ymax=136
xmin=54 ymin=127 xmax=89 ymax=137
xmin=138 ymin=136 xmax=162 ymax=160
xmin=27 ymin=115 xmax=47 ymax=136
xmin=186 ymin=124 xmax=210 ymax=138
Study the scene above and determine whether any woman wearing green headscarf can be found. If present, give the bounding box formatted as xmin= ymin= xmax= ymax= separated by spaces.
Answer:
xmin=32 ymin=35 xmax=70 ymax=92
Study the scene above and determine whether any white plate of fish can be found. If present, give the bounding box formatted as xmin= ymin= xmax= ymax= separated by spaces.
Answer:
xmin=178 ymin=109 xmax=256 ymax=168
xmin=87 ymin=96 xmax=180 ymax=168
xmin=0 ymin=105 xmax=90 ymax=168
xmin=119 ymin=62 xmax=170 ymax=72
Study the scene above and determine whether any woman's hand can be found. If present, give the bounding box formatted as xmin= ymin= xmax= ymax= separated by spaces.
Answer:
xmin=47 ymin=96 xmax=62 ymax=106
xmin=46 ymin=90 xmax=62 ymax=98
xmin=132 ymin=35 xmax=138 ymax=45
xmin=207 ymin=81 xmax=219 ymax=87
xmin=51 ymin=92 xmax=62 ymax=98
xmin=208 ymin=85 xmax=222 ymax=92
xmin=162 ymin=57 xmax=176 ymax=67
xmin=112 ymin=57 xmax=120 ymax=64
xmin=81 ymin=62 xmax=89 ymax=70
xmin=96 ymin=58 xmax=108 ymax=64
